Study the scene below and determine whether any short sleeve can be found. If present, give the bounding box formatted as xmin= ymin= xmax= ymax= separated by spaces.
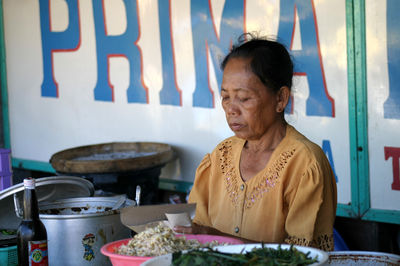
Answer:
xmin=284 ymin=160 xmax=336 ymax=251
xmin=188 ymin=154 xmax=213 ymax=227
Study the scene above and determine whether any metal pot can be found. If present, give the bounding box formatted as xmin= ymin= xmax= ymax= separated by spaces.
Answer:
xmin=328 ymin=251 xmax=400 ymax=265
xmin=0 ymin=176 xmax=95 ymax=231
xmin=37 ymin=196 xmax=134 ymax=266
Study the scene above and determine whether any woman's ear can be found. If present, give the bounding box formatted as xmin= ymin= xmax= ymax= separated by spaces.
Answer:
xmin=276 ymin=86 xmax=290 ymax=113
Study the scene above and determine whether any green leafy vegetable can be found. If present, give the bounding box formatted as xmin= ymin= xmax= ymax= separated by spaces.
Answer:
xmin=0 ymin=229 xmax=17 ymax=235
xmin=172 ymin=244 xmax=318 ymax=266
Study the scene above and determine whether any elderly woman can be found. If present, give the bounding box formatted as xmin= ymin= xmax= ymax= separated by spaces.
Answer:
xmin=175 ymin=35 xmax=337 ymax=251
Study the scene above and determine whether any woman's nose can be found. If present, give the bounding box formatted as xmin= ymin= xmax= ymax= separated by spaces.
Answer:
xmin=225 ymin=101 xmax=239 ymax=116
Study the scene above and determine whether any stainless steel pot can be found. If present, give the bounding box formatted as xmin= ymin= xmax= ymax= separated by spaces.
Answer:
xmin=328 ymin=251 xmax=400 ymax=265
xmin=37 ymin=196 xmax=134 ymax=266
xmin=0 ymin=176 xmax=94 ymax=231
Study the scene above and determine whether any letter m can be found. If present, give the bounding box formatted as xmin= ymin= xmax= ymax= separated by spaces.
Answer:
xmin=191 ymin=0 xmax=244 ymax=108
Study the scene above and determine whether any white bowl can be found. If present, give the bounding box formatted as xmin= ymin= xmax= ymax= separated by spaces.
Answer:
xmin=142 ymin=243 xmax=329 ymax=266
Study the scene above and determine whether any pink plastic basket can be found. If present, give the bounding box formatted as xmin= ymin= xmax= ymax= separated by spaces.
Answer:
xmin=101 ymin=234 xmax=244 ymax=266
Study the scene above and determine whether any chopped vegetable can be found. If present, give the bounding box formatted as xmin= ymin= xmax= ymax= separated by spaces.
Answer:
xmin=172 ymin=244 xmax=318 ymax=266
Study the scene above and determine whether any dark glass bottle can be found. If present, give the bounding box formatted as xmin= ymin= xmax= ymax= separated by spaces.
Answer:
xmin=17 ymin=178 xmax=48 ymax=266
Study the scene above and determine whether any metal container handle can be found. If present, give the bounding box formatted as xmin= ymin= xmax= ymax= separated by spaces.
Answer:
xmin=135 ymin=185 xmax=141 ymax=206
xmin=111 ymin=195 xmax=127 ymax=210
xmin=13 ymin=193 xmax=23 ymax=218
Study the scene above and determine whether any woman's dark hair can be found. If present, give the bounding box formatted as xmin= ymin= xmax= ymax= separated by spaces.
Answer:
xmin=221 ymin=33 xmax=293 ymax=93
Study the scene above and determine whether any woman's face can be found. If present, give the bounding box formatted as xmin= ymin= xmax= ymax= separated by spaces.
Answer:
xmin=221 ymin=57 xmax=284 ymax=140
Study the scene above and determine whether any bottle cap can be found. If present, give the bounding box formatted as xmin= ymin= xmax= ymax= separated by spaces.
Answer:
xmin=23 ymin=178 xmax=35 ymax=189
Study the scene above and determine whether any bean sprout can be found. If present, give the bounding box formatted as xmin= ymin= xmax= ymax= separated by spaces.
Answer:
xmin=116 ymin=222 xmax=219 ymax=257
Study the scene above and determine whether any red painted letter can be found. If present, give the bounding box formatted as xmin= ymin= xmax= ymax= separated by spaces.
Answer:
xmin=384 ymin=146 xmax=400 ymax=190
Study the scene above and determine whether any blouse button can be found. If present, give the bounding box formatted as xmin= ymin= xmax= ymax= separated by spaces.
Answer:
xmin=240 ymin=184 xmax=245 ymax=191
xmin=234 ymin=226 xmax=239 ymax=233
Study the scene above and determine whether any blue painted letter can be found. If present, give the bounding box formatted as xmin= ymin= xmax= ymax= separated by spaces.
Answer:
xmin=278 ymin=0 xmax=335 ymax=117
xmin=92 ymin=0 xmax=147 ymax=103
xmin=384 ymin=0 xmax=400 ymax=119
xmin=322 ymin=140 xmax=338 ymax=182
xmin=40 ymin=0 xmax=80 ymax=98
xmin=191 ymin=0 xmax=244 ymax=108
xmin=158 ymin=0 xmax=181 ymax=106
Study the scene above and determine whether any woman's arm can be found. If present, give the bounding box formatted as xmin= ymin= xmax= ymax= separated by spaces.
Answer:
xmin=173 ymin=223 xmax=255 ymax=243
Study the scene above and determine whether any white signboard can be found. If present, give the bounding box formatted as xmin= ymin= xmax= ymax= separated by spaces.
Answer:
xmin=366 ymin=0 xmax=400 ymax=211
xmin=3 ymin=0 xmax=350 ymax=204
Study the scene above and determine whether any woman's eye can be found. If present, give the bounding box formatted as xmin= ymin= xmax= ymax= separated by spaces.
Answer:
xmin=239 ymin=97 xmax=250 ymax=102
xmin=221 ymin=96 xmax=229 ymax=101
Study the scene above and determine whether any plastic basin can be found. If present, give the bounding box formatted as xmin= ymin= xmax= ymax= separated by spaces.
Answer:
xmin=101 ymin=234 xmax=244 ymax=266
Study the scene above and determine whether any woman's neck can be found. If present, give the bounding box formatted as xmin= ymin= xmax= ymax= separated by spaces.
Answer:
xmin=244 ymin=122 xmax=287 ymax=154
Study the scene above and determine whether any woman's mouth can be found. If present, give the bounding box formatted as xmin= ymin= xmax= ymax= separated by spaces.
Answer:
xmin=229 ymin=123 xmax=243 ymax=131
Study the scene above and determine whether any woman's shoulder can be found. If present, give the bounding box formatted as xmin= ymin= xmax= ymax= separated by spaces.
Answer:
xmin=284 ymin=126 xmax=335 ymax=185
xmin=195 ymin=136 xmax=242 ymax=177
xmin=285 ymin=125 xmax=326 ymax=162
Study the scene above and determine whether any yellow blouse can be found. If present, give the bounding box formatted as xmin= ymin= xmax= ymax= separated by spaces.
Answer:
xmin=188 ymin=125 xmax=337 ymax=251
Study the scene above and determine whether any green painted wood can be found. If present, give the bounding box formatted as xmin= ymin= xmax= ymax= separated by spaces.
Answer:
xmin=362 ymin=209 xmax=400 ymax=225
xmin=349 ymin=0 xmax=400 ymax=224
xmin=345 ymin=0 xmax=361 ymax=217
xmin=337 ymin=203 xmax=359 ymax=218
xmin=353 ymin=0 xmax=370 ymax=216
xmin=0 ymin=0 xmax=10 ymax=149
xmin=158 ymin=178 xmax=193 ymax=193
xmin=11 ymin=158 xmax=56 ymax=173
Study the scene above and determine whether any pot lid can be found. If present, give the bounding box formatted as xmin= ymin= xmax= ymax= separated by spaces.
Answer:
xmin=0 ymin=176 xmax=94 ymax=230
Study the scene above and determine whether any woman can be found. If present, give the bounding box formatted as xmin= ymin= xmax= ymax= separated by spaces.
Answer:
xmin=175 ymin=35 xmax=337 ymax=251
